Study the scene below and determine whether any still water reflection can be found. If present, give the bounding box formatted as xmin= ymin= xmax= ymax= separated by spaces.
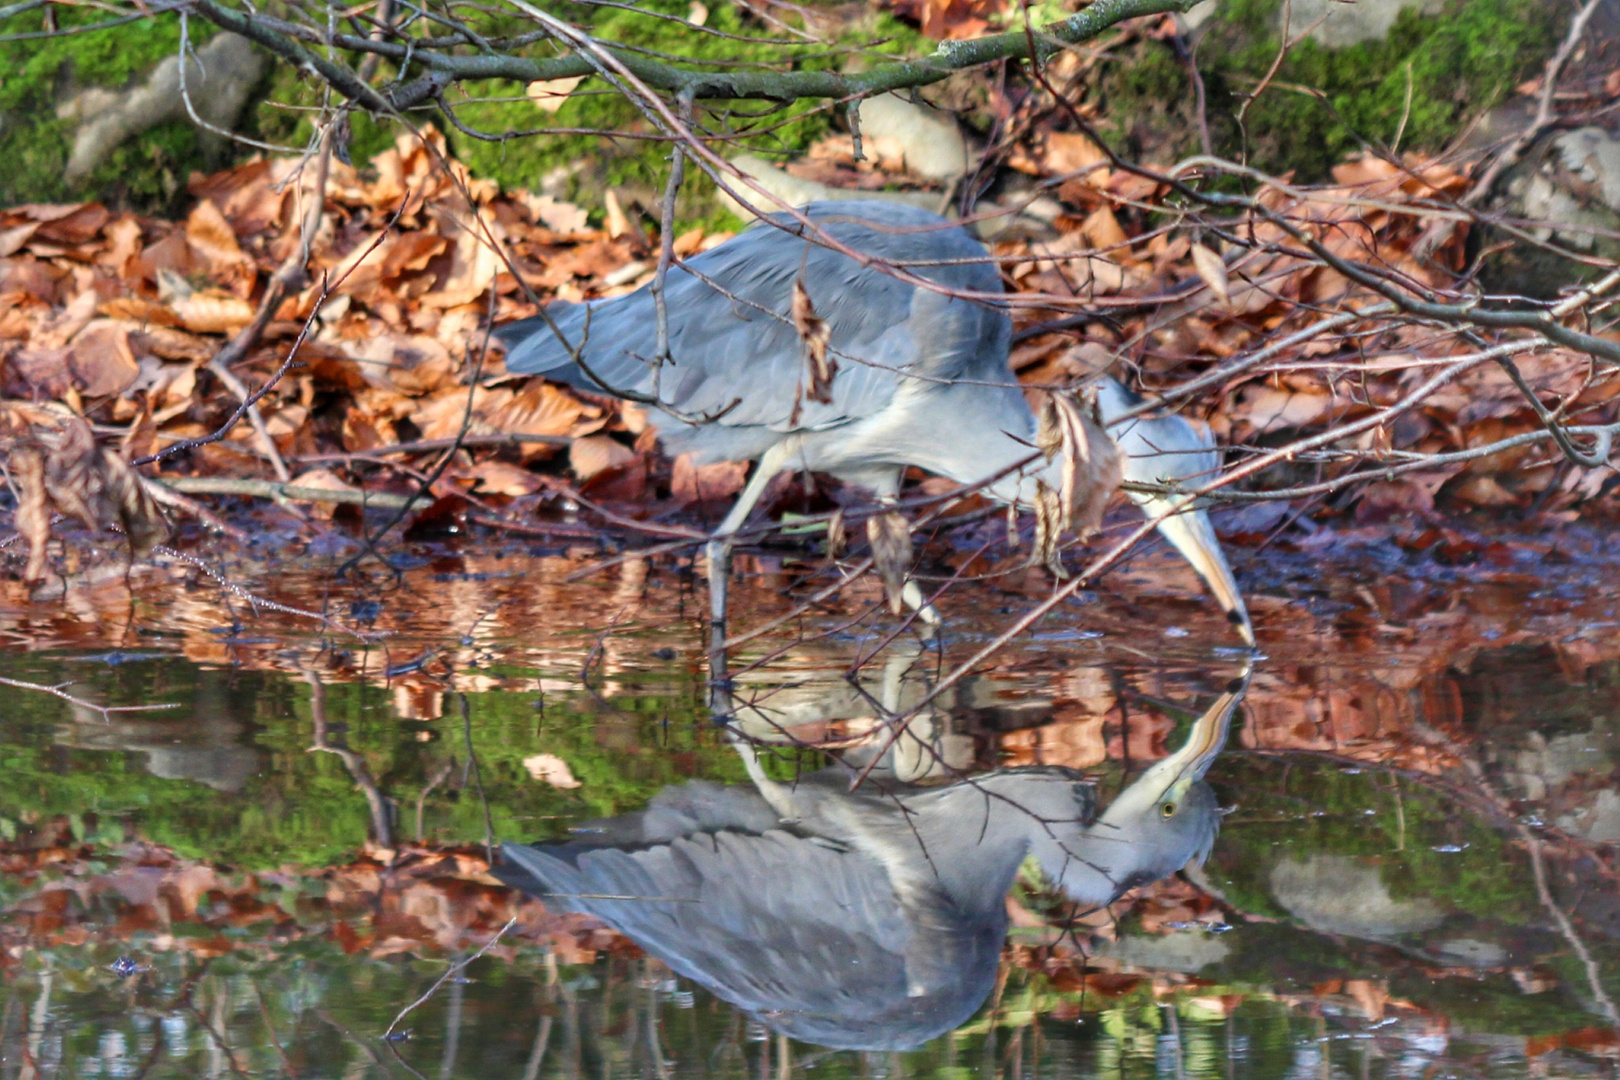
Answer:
xmin=0 ymin=542 xmax=1618 ymax=1078
xmin=500 ymin=677 xmax=1242 ymax=1051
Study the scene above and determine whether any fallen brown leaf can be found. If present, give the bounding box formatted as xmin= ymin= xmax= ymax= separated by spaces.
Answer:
xmin=10 ymin=417 xmax=168 ymax=582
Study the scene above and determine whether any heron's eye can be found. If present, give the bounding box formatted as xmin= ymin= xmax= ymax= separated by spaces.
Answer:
xmin=1161 ymin=802 xmax=1177 ymax=818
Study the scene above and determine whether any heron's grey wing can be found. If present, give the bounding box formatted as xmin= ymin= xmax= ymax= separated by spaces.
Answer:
xmin=501 ymin=830 xmax=998 ymax=1049
xmin=565 ymin=780 xmax=781 ymax=846
xmin=496 ymin=201 xmax=1007 ymax=436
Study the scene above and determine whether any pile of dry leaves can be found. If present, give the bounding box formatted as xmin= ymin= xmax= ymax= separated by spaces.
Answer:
xmin=3 ymin=119 xmax=1618 ymax=589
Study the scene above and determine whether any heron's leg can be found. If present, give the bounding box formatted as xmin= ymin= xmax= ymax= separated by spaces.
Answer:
xmin=871 ymin=481 xmax=941 ymax=631
xmin=899 ymin=580 xmax=941 ymax=629
xmin=722 ymin=726 xmax=799 ymax=822
xmin=707 ymin=441 xmax=794 ymax=675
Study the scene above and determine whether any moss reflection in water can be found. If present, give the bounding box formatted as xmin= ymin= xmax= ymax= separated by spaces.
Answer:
xmin=0 ymin=651 xmax=764 ymax=868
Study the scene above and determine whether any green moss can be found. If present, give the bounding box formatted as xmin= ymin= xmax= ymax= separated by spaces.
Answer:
xmin=12 ymin=0 xmax=926 ymax=225
xmin=257 ymin=0 xmax=925 ymax=230
xmin=0 ymin=645 xmax=779 ymax=868
xmin=1205 ymin=758 xmax=1533 ymax=925
xmin=1083 ymin=0 xmax=1556 ymax=179
xmin=0 ymin=8 xmax=212 ymax=206
xmin=1201 ymin=0 xmax=1558 ymax=179
xmin=5 ymin=0 xmax=1554 ymax=220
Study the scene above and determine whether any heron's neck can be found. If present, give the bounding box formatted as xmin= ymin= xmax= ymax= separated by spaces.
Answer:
xmin=892 ymin=384 xmax=1059 ymax=509
xmin=897 ymin=770 xmax=1091 ymax=914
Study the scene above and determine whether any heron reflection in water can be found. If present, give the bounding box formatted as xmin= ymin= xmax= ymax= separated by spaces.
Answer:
xmin=498 ymin=668 xmax=1249 ymax=1051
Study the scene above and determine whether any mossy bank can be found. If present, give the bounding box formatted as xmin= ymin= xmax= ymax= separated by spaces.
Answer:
xmin=0 ymin=0 xmax=1566 ymax=219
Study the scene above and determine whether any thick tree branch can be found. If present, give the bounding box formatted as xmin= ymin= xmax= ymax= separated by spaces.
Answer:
xmin=187 ymin=0 xmax=1197 ymax=106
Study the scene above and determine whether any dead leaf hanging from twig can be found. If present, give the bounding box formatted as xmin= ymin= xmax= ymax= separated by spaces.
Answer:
xmin=1191 ymin=242 xmax=1230 ymax=306
xmin=866 ymin=511 xmax=913 ymax=615
xmin=788 ymin=277 xmax=838 ymax=425
xmin=8 ymin=417 xmax=168 ymax=583
xmin=826 ymin=507 xmax=846 ymax=559
xmin=11 ymin=447 xmax=50 ymax=584
xmin=1035 ymin=389 xmax=1123 ymax=539
xmin=1031 ymin=480 xmax=1067 ymax=579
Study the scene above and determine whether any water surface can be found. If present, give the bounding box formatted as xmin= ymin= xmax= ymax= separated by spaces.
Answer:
xmin=2 ymin=523 xmax=1618 ymax=1078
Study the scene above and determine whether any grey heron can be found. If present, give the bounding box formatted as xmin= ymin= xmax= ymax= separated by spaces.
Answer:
xmin=495 ymin=200 xmax=1250 ymax=645
xmin=1098 ymin=378 xmax=1252 ymax=645
xmin=497 ymin=668 xmax=1249 ymax=1050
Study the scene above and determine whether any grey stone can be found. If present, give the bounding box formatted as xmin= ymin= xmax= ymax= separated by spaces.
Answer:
xmin=1558 ymin=787 xmax=1620 ymax=844
xmin=1434 ymin=937 xmax=1509 ymax=968
xmin=855 ymin=93 xmax=969 ymax=184
xmin=59 ymin=32 xmax=267 ymax=185
xmin=716 ymin=153 xmax=945 ymax=223
xmin=1285 ymin=0 xmax=1446 ymax=49
xmin=1093 ymin=930 xmax=1232 ymax=972
xmin=1270 ymin=853 xmax=1444 ymax=941
xmin=56 ymin=716 xmax=261 ymax=795
xmin=1480 ymin=124 xmax=1620 ymax=296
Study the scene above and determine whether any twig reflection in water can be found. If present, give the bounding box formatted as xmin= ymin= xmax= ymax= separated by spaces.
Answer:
xmin=499 ymin=666 xmax=1250 ymax=1051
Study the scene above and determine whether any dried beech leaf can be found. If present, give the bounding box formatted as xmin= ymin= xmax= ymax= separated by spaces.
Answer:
xmin=670 ymin=455 xmax=747 ymax=505
xmin=523 ymin=753 xmax=582 ymax=788
xmin=826 ymin=507 xmax=846 ymax=559
xmin=1080 ymin=206 xmax=1128 ymax=250
xmin=11 ymin=445 xmax=50 ymax=583
xmin=791 ymin=277 xmax=837 ymax=407
xmin=526 ymin=76 xmax=584 ymax=114
xmin=1035 ymin=394 xmax=1063 ymax=461
xmin=170 ymin=291 xmax=255 ymax=334
xmin=185 ymin=199 xmax=247 ymax=271
xmin=570 ymin=434 xmax=636 ymax=480
xmin=1031 ymin=480 xmax=1067 ymax=579
xmin=522 ymin=193 xmax=589 ymax=235
xmin=464 ymin=460 xmax=546 ymax=497
xmin=1044 ymin=390 xmax=1123 ymax=539
xmin=1006 ymin=503 xmax=1021 ymax=550
xmin=100 ymin=451 xmax=167 ymax=557
xmin=604 ymin=190 xmax=629 ymax=240
xmin=1191 ymin=242 xmax=1230 ymax=306
xmin=11 ymin=417 xmax=169 ymax=581
xmin=68 ymin=319 xmax=140 ymax=398
xmin=866 ymin=510 xmax=913 ymax=615
xmin=120 ymin=398 xmax=158 ymax=462
xmin=1042 ymin=131 xmax=1109 ymax=184
xmin=288 ymin=468 xmax=358 ymax=521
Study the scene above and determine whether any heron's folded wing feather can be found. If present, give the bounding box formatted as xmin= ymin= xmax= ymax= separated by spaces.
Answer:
xmin=504 ymin=832 xmax=915 ymax=1012
xmin=566 ymin=780 xmax=781 ymax=846
xmin=495 ymin=201 xmax=1006 ymax=432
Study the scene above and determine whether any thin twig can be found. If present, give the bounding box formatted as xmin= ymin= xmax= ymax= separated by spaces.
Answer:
xmin=153 ymin=477 xmax=415 ymax=508
xmin=382 ymin=916 xmax=517 ymax=1040
xmin=0 ymin=675 xmax=181 ymax=722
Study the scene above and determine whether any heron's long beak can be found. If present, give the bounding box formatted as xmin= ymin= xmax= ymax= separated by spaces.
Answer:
xmin=1147 ymin=499 xmax=1254 ymax=648
xmin=1140 ymin=662 xmax=1252 ymax=803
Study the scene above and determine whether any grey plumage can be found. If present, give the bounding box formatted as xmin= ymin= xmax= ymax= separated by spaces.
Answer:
xmin=1098 ymin=378 xmax=1252 ymax=643
xmin=498 ymin=201 xmax=1027 ymax=494
xmin=497 ymin=669 xmax=1249 ymax=1051
xmin=495 ymin=199 xmax=1250 ymax=641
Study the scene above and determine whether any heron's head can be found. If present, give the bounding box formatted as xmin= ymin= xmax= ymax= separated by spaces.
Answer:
xmin=1036 ymin=667 xmax=1249 ymax=906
